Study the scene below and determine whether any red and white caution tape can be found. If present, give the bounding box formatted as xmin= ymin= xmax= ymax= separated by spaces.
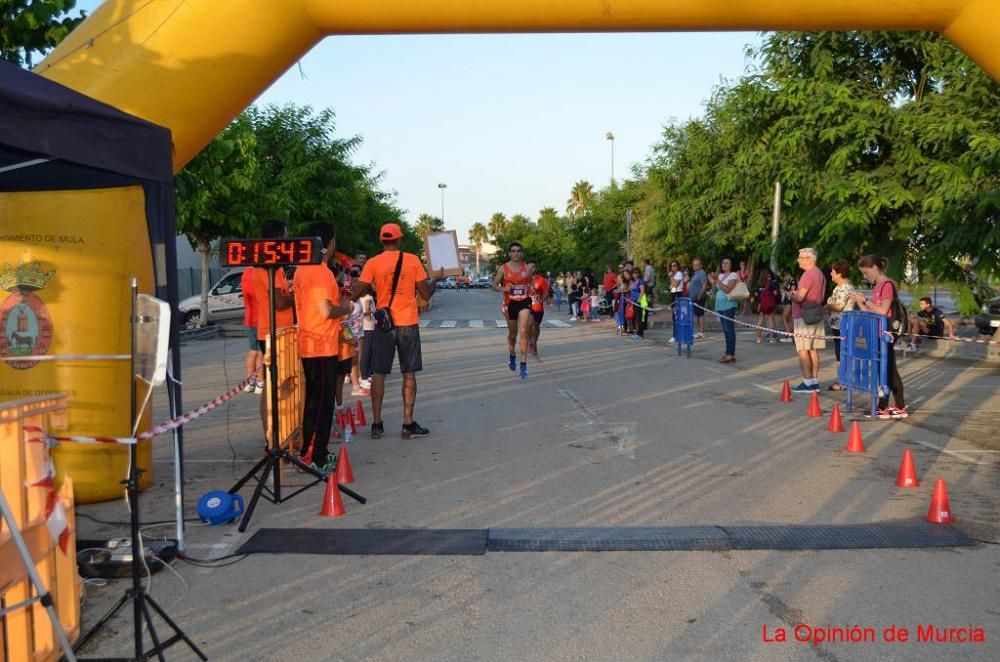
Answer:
xmin=44 ymin=490 xmax=70 ymax=554
xmin=690 ymin=303 xmax=843 ymax=341
xmin=905 ymin=331 xmax=999 ymax=346
xmin=23 ymin=376 xmax=254 ymax=446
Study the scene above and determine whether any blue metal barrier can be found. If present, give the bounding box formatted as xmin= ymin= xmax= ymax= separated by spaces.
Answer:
xmin=837 ymin=311 xmax=889 ymax=418
xmin=674 ymin=297 xmax=694 ymax=358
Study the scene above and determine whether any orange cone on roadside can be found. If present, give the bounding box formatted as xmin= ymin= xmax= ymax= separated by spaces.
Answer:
xmin=807 ymin=392 xmax=822 ymax=417
xmin=347 ymin=407 xmax=357 ymax=434
xmin=844 ymin=422 xmax=865 ymax=453
xmin=319 ymin=472 xmax=345 ymax=517
xmin=926 ymin=479 xmax=953 ymax=523
xmin=355 ymin=400 xmax=367 ymax=426
xmin=299 ymin=439 xmax=314 ymax=465
xmin=780 ymin=379 xmax=793 ymax=402
xmin=336 ymin=446 xmax=355 ymax=484
xmin=896 ymin=450 xmax=919 ymax=488
xmin=336 ymin=408 xmax=345 ymax=429
xmin=827 ymin=404 xmax=844 ymax=432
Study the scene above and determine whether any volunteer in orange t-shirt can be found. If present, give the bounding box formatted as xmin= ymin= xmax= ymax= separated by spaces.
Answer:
xmin=528 ymin=261 xmax=548 ymax=356
xmin=251 ymin=219 xmax=296 ymax=437
xmin=292 ymin=221 xmax=353 ymax=471
xmin=352 ymin=223 xmax=443 ymax=440
xmin=240 ymin=267 xmax=263 ymax=394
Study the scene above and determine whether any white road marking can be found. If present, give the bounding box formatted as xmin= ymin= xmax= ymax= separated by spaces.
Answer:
xmin=440 ymin=320 xmax=457 ymax=328
xmin=559 ymin=388 xmax=635 ymax=459
xmin=495 ymin=319 xmax=507 ymax=328
xmin=419 ymin=319 xmax=431 ymax=328
xmin=469 ymin=319 xmax=484 ymax=328
xmin=547 ymin=319 xmax=571 ymax=328
xmin=908 ymin=439 xmax=988 ymax=466
xmin=752 ymin=383 xmax=778 ymax=393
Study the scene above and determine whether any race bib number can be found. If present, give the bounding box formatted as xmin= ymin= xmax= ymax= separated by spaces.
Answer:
xmin=510 ymin=285 xmax=527 ymax=298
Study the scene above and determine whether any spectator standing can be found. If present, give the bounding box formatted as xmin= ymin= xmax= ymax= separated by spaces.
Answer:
xmin=825 ymin=260 xmax=855 ymax=391
xmin=603 ymin=265 xmax=618 ymax=319
xmin=352 ymin=223 xmax=443 ymax=439
xmin=667 ymin=260 xmax=684 ymax=343
xmin=738 ymin=260 xmax=752 ymax=316
xmin=688 ymin=259 xmax=709 ymax=338
xmin=755 ymin=268 xmax=780 ymax=343
xmin=643 ymin=259 xmax=656 ymax=305
xmin=709 ymin=258 xmax=740 ymax=363
xmin=789 ymin=248 xmax=827 ymax=392
xmin=240 ymin=267 xmax=264 ymax=394
xmin=630 ymin=267 xmax=647 ymax=339
xmin=779 ymin=269 xmax=797 ymax=343
xmin=850 ymin=255 xmax=908 ymax=419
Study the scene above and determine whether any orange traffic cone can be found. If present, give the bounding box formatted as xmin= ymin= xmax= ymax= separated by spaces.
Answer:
xmin=336 ymin=446 xmax=355 ymax=484
xmin=355 ymin=400 xmax=367 ymax=426
xmin=926 ymin=479 xmax=953 ymax=523
xmin=896 ymin=449 xmax=919 ymax=488
xmin=299 ymin=439 xmax=314 ymax=465
xmin=336 ymin=408 xmax=345 ymax=429
xmin=827 ymin=404 xmax=844 ymax=433
xmin=844 ymin=422 xmax=865 ymax=453
xmin=347 ymin=407 xmax=357 ymax=434
xmin=807 ymin=392 xmax=822 ymax=417
xmin=319 ymin=472 xmax=345 ymax=517
xmin=780 ymin=379 xmax=792 ymax=402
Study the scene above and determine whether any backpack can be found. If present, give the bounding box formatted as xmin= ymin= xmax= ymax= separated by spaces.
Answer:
xmin=885 ymin=281 xmax=910 ymax=343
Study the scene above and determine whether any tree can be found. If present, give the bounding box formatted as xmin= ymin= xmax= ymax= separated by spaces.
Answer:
xmin=468 ymin=222 xmax=489 ymax=275
xmin=1 ymin=0 xmax=84 ymax=67
xmin=566 ymin=180 xmax=595 ymax=219
xmin=487 ymin=212 xmax=508 ymax=244
xmin=414 ymin=213 xmax=444 ymax=238
xmin=174 ymin=115 xmax=260 ymax=326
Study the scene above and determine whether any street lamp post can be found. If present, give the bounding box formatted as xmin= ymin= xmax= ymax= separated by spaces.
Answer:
xmin=606 ymin=131 xmax=615 ymax=187
xmin=437 ymin=182 xmax=447 ymax=224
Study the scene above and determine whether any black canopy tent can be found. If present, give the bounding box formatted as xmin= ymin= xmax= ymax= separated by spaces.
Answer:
xmin=0 ymin=60 xmax=186 ymax=532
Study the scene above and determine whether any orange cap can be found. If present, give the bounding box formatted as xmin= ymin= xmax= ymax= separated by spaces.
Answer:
xmin=380 ymin=223 xmax=403 ymax=240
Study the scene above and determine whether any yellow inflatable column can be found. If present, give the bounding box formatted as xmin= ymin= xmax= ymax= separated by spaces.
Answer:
xmin=1 ymin=188 xmax=153 ymax=502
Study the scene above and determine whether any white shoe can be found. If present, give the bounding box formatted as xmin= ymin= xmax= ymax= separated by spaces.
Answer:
xmin=254 ymin=383 xmax=265 ymax=394
xmin=667 ymin=337 xmax=676 ymax=343
xmin=359 ymin=378 xmax=371 ymax=390
xmin=243 ymin=382 xmax=255 ymax=394
xmin=694 ymin=332 xmax=705 ymax=339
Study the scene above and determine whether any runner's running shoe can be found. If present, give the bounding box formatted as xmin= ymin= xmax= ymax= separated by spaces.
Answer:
xmin=790 ymin=382 xmax=818 ymax=393
xmin=370 ymin=422 xmax=384 ymax=439
xmin=401 ymin=421 xmax=430 ymax=439
xmin=519 ymin=363 xmax=528 ymax=380
xmin=889 ymin=406 xmax=910 ymax=419
xmin=864 ymin=408 xmax=894 ymax=420
xmin=508 ymin=355 xmax=516 ymax=371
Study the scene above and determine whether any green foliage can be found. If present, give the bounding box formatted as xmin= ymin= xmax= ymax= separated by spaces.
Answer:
xmin=414 ymin=214 xmax=444 ymax=238
xmin=1 ymin=0 xmax=84 ymax=67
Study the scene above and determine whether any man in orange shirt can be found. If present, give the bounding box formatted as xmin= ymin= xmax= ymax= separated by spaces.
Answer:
xmin=352 ymin=223 xmax=443 ymax=439
xmin=252 ymin=219 xmax=295 ymax=437
xmin=527 ymin=260 xmax=548 ymax=356
xmin=292 ymin=221 xmax=353 ymax=471
xmin=239 ymin=267 xmax=264 ymax=394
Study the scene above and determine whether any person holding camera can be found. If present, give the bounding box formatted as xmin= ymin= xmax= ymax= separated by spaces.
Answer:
xmin=352 ymin=223 xmax=443 ymax=439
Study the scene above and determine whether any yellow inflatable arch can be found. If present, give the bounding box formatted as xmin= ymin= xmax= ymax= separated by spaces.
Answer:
xmin=5 ymin=0 xmax=997 ymax=501
xmin=37 ymin=0 xmax=1000 ymax=172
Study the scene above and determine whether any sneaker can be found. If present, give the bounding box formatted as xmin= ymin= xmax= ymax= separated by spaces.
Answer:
xmin=694 ymin=332 xmax=705 ymax=339
xmin=629 ymin=334 xmax=641 ymax=340
xmin=254 ymin=383 xmax=265 ymax=394
xmin=519 ymin=363 xmax=528 ymax=380
xmin=790 ymin=382 xmax=819 ymax=393
xmin=243 ymin=381 xmax=255 ymax=394
xmin=359 ymin=378 xmax=371 ymax=390
xmin=370 ymin=422 xmax=384 ymax=439
xmin=779 ymin=337 xmax=793 ymax=343
xmin=508 ymin=355 xmax=516 ymax=371
xmin=667 ymin=337 xmax=676 ymax=343
xmin=401 ymin=421 xmax=430 ymax=439
xmin=351 ymin=387 xmax=370 ymax=397
xmin=864 ymin=408 xmax=894 ymax=420
xmin=905 ymin=343 xmax=918 ymax=352
xmin=309 ymin=455 xmax=336 ymax=474
xmin=889 ymin=405 xmax=910 ymax=419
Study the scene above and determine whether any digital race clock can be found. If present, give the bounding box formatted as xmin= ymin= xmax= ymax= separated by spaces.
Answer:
xmin=221 ymin=238 xmax=324 ymax=267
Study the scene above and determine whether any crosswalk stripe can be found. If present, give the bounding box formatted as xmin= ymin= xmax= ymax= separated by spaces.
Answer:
xmin=495 ymin=319 xmax=507 ymax=328
xmin=469 ymin=319 xmax=484 ymax=328
xmin=419 ymin=319 xmax=431 ymax=328
xmin=547 ymin=319 xmax=571 ymax=328
xmin=440 ymin=320 xmax=457 ymax=328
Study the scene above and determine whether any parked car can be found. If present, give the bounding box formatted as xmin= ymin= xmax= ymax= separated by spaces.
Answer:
xmin=436 ymin=278 xmax=454 ymax=289
xmin=475 ymin=277 xmax=492 ymax=289
xmin=975 ymin=295 xmax=1000 ymax=335
xmin=179 ymin=269 xmax=247 ymax=328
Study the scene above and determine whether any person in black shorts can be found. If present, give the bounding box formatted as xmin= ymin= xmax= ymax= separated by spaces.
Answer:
xmin=908 ymin=297 xmax=955 ymax=351
xmin=527 ymin=261 xmax=548 ymax=355
xmin=492 ymin=242 xmax=534 ymax=379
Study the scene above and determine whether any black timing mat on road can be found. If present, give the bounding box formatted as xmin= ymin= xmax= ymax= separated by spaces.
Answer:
xmin=237 ymin=528 xmax=489 ymax=555
xmin=237 ymin=523 xmax=973 ymax=555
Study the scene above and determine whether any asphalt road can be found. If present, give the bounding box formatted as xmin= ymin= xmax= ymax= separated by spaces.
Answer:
xmin=75 ymin=289 xmax=1000 ymax=661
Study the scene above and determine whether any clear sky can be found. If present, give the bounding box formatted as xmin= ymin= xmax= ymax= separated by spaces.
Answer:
xmin=76 ymin=3 xmax=760 ymax=244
